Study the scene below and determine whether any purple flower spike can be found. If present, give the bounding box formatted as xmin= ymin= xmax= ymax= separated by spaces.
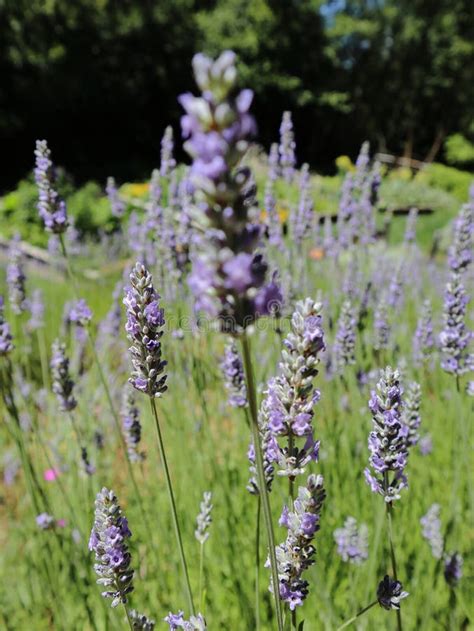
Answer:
xmin=180 ymin=51 xmax=281 ymax=332
xmin=420 ymin=504 xmax=443 ymax=560
xmin=278 ymin=111 xmax=296 ymax=183
xmin=221 ymin=340 xmax=247 ymax=408
xmin=34 ymin=140 xmax=69 ymax=234
xmin=160 ymin=126 xmax=176 ymax=178
xmin=106 ymin=177 xmax=125 ymax=218
xmin=124 ymin=263 xmax=167 ymax=397
xmin=0 ymin=296 xmax=14 ymax=356
xmin=334 ymin=517 xmax=368 ymax=564
xmin=68 ymin=299 xmax=93 ymax=327
xmin=439 ymin=272 xmax=473 ymax=377
xmin=89 ymin=487 xmax=134 ymax=607
xmin=50 ymin=339 xmax=77 ymax=412
xmin=6 ymin=235 xmax=27 ymax=315
xmin=365 ymin=367 xmax=408 ymax=503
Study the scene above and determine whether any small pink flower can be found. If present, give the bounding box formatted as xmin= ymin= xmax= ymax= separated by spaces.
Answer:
xmin=56 ymin=519 xmax=66 ymax=528
xmin=43 ymin=468 xmax=60 ymax=482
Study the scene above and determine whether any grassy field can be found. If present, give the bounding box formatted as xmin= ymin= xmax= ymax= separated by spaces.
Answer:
xmin=1 ymin=189 xmax=473 ymax=631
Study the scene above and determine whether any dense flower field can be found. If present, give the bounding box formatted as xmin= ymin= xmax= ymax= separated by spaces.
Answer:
xmin=0 ymin=52 xmax=472 ymax=631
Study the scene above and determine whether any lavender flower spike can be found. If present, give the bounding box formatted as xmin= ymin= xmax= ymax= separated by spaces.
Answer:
xmin=247 ymin=398 xmax=278 ymax=495
xmin=34 ymin=139 xmax=69 ymax=233
xmin=6 ymin=235 xmax=27 ymax=314
xmin=28 ymin=289 xmax=45 ymax=331
xmin=439 ymin=273 xmax=473 ymax=376
xmin=181 ymin=51 xmax=282 ymax=331
xmin=164 ymin=612 xmax=207 ymax=630
xmin=266 ymin=142 xmax=282 ymax=246
xmin=273 ymin=474 xmax=326 ymax=610
xmin=448 ymin=203 xmax=473 ymax=275
xmin=129 ymin=610 xmax=155 ymax=630
xmin=364 ymin=366 xmax=408 ymax=503
xmin=420 ymin=504 xmax=443 ymax=560
xmin=106 ymin=177 xmax=125 ymax=218
xmin=266 ymin=298 xmax=325 ymax=479
xmin=377 ymin=575 xmax=409 ymax=610
xmin=401 ymin=381 xmax=421 ymax=447
xmin=334 ymin=300 xmax=357 ymax=372
xmin=373 ymin=297 xmax=390 ymax=352
xmin=220 ymin=340 xmax=247 ymax=408
xmin=334 ymin=517 xmax=368 ymax=564
xmin=413 ymin=299 xmax=434 ymax=366
xmin=121 ymin=388 xmax=145 ymax=462
xmin=0 ymin=296 xmax=14 ymax=356
xmin=279 ymin=111 xmax=296 ymax=183
xmin=124 ymin=263 xmax=167 ymax=397
xmin=160 ymin=126 xmax=176 ymax=178
xmin=194 ymin=491 xmax=213 ymax=544
xmin=68 ymin=299 xmax=93 ymax=327
xmin=89 ymin=487 xmax=134 ymax=607
xmin=51 ymin=339 xmax=77 ymax=411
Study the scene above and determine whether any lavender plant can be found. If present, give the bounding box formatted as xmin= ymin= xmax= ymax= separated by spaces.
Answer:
xmin=220 ymin=340 xmax=247 ymax=408
xmin=334 ymin=300 xmax=357 ymax=373
xmin=413 ymin=299 xmax=434 ymax=366
xmin=6 ymin=235 xmax=27 ymax=314
xmin=0 ymin=296 xmax=14 ymax=356
xmin=334 ymin=517 xmax=369 ymax=564
xmin=106 ymin=177 xmax=126 ymax=218
xmin=121 ymin=388 xmax=145 ymax=463
xmin=34 ymin=139 xmax=69 ymax=233
xmin=439 ymin=272 xmax=473 ymax=379
xmin=278 ymin=111 xmax=296 ymax=183
xmin=420 ymin=504 xmax=443 ymax=560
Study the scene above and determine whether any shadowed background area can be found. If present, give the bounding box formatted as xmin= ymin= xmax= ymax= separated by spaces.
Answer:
xmin=1 ymin=0 xmax=473 ymax=190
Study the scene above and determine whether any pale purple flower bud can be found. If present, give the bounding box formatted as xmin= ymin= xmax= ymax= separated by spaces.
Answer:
xmin=420 ymin=504 xmax=443 ymax=559
xmin=195 ymin=491 xmax=213 ymax=544
xmin=129 ymin=610 xmax=155 ymax=630
xmin=334 ymin=517 xmax=368 ymax=564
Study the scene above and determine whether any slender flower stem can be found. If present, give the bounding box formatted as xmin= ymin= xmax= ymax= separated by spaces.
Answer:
xmin=336 ymin=601 xmax=378 ymax=630
xmin=241 ymin=332 xmax=284 ymax=631
xmin=255 ymin=496 xmax=261 ymax=631
xmin=199 ymin=543 xmax=204 ymax=614
xmin=149 ymin=397 xmax=195 ymax=615
xmin=124 ymin=605 xmax=135 ymax=631
xmin=386 ymin=500 xmax=402 ymax=631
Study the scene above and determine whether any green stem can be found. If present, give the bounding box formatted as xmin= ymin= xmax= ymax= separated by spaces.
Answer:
xmin=386 ymin=501 xmax=402 ymax=631
xmin=336 ymin=601 xmax=378 ymax=630
xmin=255 ymin=496 xmax=261 ymax=631
xmin=149 ymin=397 xmax=195 ymax=615
xmin=241 ymin=332 xmax=284 ymax=631
xmin=124 ymin=605 xmax=135 ymax=631
xmin=199 ymin=544 xmax=204 ymax=614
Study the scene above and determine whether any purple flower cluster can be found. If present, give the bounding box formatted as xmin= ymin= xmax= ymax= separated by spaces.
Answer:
xmin=364 ymin=366 xmax=408 ymax=503
xmin=278 ymin=111 xmax=296 ymax=183
xmin=247 ymin=398 xmax=279 ymax=495
xmin=51 ymin=339 xmax=77 ymax=411
xmin=333 ymin=300 xmax=357 ymax=372
xmin=124 ymin=263 xmax=167 ymax=397
xmin=265 ymin=299 xmax=325 ymax=479
xmin=420 ymin=504 xmax=443 ymax=560
xmin=220 ymin=340 xmax=247 ymax=408
xmin=36 ymin=512 xmax=55 ymax=530
xmin=377 ymin=575 xmax=409 ymax=610
xmin=89 ymin=487 xmax=134 ymax=607
xmin=160 ymin=126 xmax=176 ymax=178
xmin=180 ymin=51 xmax=281 ymax=331
xmin=164 ymin=612 xmax=207 ymax=630
xmin=439 ymin=273 xmax=473 ymax=376
xmin=0 ymin=296 xmax=14 ymax=356
xmin=6 ymin=236 xmax=27 ymax=314
xmin=294 ymin=164 xmax=313 ymax=245
xmin=34 ymin=140 xmax=69 ymax=233
xmin=413 ymin=299 xmax=434 ymax=366
xmin=273 ymin=474 xmax=326 ymax=610
xmin=333 ymin=516 xmax=368 ymax=564
xmin=121 ymin=388 xmax=145 ymax=463
xmin=106 ymin=177 xmax=125 ymax=218
xmin=68 ymin=299 xmax=93 ymax=327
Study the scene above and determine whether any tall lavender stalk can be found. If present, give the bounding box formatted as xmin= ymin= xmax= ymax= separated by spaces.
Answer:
xmin=0 ymin=296 xmax=14 ymax=356
xmin=6 ymin=235 xmax=27 ymax=314
xmin=266 ymin=143 xmax=282 ymax=246
xmin=195 ymin=491 xmax=213 ymax=611
xmin=278 ymin=111 xmax=296 ymax=183
xmin=180 ymin=50 xmax=283 ymax=629
xmin=124 ymin=262 xmax=194 ymax=614
xmin=413 ymin=299 xmax=434 ymax=367
xmin=365 ymin=367 xmax=408 ymax=631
